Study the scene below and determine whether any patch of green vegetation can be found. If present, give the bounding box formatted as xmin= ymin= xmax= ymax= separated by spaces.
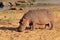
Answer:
xmin=31 ymin=0 xmax=36 ymax=2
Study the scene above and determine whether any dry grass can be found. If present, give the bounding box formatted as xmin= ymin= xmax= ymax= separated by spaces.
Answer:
xmin=0 ymin=9 xmax=29 ymax=27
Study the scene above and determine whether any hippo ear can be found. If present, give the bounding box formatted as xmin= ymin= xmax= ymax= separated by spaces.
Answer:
xmin=19 ymin=19 xmax=23 ymax=24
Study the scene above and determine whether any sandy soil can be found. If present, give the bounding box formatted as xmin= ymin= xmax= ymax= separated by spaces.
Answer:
xmin=0 ymin=8 xmax=60 ymax=40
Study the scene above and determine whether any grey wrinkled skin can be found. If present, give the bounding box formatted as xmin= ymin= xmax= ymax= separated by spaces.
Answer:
xmin=17 ymin=9 xmax=54 ymax=32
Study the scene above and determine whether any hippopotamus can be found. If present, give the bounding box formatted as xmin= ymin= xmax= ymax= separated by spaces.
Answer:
xmin=17 ymin=9 xmax=54 ymax=32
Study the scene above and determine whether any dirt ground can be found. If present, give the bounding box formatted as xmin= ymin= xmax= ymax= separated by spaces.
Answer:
xmin=0 ymin=8 xmax=60 ymax=40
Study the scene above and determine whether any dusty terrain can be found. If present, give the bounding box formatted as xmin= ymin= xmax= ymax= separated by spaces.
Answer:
xmin=0 ymin=8 xmax=60 ymax=40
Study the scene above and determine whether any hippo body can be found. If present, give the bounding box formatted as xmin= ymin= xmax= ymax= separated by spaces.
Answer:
xmin=18 ymin=9 xmax=54 ymax=32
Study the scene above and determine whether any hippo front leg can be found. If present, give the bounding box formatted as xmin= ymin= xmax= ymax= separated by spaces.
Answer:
xmin=30 ymin=23 xmax=36 ymax=31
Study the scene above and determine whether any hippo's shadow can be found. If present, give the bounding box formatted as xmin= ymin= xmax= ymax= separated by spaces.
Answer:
xmin=0 ymin=27 xmax=32 ymax=32
xmin=0 ymin=26 xmax=46 ymax=32
xmin=0 ymin=27 xmax=17 ymax=31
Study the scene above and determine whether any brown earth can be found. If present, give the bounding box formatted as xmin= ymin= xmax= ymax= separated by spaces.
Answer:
xmin=0 ymin=8 xmax=60 ymax=40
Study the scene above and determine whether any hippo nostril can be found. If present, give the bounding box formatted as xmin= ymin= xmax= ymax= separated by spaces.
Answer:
xmin=16 ymin=26 xmax=22 ymax=32
xmin=17 ymin=28 xmax=22 ymax=32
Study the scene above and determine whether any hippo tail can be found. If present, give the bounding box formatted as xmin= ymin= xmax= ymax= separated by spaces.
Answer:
xmin=49 ymin=21 xmax=53 ymax=30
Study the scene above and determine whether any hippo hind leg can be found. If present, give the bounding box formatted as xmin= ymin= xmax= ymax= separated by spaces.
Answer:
xmin=45 ymin=22 xmax=53 ymax=30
